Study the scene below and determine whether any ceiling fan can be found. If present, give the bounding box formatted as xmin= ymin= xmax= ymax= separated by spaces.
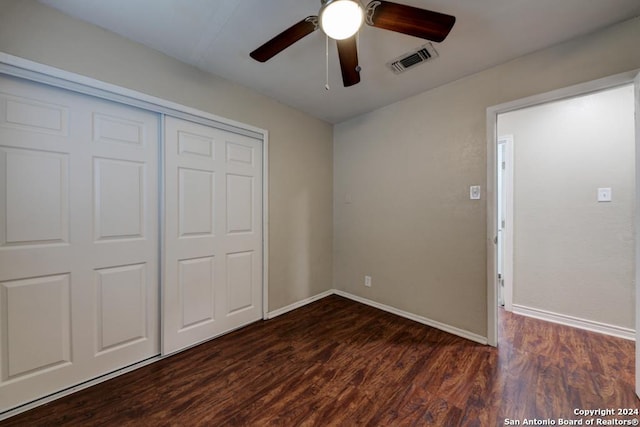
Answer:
xmin=250 ymin=0 xmax=456 ymax=87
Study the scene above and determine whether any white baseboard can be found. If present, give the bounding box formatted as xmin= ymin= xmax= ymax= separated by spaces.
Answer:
xmin=334 ymin=290 xmax=488 ymax=345
xmin=266 ymin=289 xmax=334 ymax=319
xmin=266 ymin=289 xmax=488 ymax=345
xmin=512 ymin=304 xmax=635 ymax=341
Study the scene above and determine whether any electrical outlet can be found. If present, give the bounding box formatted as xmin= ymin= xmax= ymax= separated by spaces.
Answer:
xmin=364 ymin=275 xmax=372 ymax=287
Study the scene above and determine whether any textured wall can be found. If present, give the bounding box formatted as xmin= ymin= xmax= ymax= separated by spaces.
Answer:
xmin=334 ymin=17 xmax=640 ymax=337
xmin=0 ymin=0 xmax=334 ymax=312
xmin=499 ymin=85 xmax=635 ymax=328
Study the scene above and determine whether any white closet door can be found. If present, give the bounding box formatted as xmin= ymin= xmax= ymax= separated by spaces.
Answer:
xmin=163 ymin=117 xmax=262 ymax=354
xmin=0 ymin=76 xmax=159 ymax=411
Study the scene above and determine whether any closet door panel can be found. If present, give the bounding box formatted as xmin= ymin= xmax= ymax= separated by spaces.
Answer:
xmin=163 ymin=117 xmax=262 ymax=354
xmin=0 ymin=76 xmax=159 ymax=411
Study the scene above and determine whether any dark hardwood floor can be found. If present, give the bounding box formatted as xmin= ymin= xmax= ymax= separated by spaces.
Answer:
xmin=2 ymin=295 xmax=638 ymax=426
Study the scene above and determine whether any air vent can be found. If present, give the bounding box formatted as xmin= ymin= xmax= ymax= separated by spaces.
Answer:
xmin=387 ymin=43 xmax=438 ymax=74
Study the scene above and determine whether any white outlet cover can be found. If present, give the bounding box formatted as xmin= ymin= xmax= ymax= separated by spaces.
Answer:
xmin=470 ymin=185 xmax=481 ymax=200
xmin=597 ymin=187 xmax=612 ymax=202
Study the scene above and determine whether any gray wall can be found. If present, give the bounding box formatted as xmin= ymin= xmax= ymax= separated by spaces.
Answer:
xmin=498 ymin=85 xmax=635 ymax=329
xmin=0 ymin=0 xmax=334 ymax=312
xmin=334 ymin=17 xmax=640 ymax=338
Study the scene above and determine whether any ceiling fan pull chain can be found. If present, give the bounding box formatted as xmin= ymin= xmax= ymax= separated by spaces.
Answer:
xmin=356 ymin=30 xmax=361 ymax=72
xmin=325 ymin=34 xmax=330 ymax=91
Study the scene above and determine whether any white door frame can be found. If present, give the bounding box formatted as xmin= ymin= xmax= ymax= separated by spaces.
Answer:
xmin=485 ymin=69 xmax=640 ymax=348
xmin=0 ymin=52 xmax=270 ymax=416
xmin=497 ymin=135 xmax=514 ymax=312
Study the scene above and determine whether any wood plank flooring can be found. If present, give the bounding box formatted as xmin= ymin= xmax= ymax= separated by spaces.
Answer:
xmin=2 ymin=295 xmax=638 ymax=426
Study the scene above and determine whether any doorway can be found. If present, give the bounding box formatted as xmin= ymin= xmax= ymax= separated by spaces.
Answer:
xmin=486 ymin=71 xmax=640 ymax=361
xmin=494 ymin=83 xmax=635 ymax=336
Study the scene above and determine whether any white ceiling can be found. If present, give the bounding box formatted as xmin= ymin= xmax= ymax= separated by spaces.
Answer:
xmin=39 ymin=0 xmax=640 ymax=124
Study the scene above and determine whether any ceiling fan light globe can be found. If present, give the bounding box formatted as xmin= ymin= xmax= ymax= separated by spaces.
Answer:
xmin=319 ymin=0 xmax=364 ymax=40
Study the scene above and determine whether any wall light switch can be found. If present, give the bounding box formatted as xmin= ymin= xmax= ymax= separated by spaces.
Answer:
xmin=470 ymin=185 xmax=481 ymax=200
xmin=597 ymin=187 xmax=612 ymax=202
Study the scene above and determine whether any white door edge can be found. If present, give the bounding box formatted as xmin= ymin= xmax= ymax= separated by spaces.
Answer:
xmin=497 ymin=135 xmax=514 ymax=312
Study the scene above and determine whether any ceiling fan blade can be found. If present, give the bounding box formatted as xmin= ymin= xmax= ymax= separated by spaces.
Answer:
xmin=336 ymin=36 xmax=360 ymax=87
xmin=250 ymin=16 xmax=319 ymax=62
xmin=365 ymin=1 xmax=455 ymax=42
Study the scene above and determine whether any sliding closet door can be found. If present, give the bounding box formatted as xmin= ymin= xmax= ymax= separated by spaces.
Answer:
xmin=0 ymin=75 xmax=159 ymax=411
xmin=163 ymin=117 xmax=262 ymax=354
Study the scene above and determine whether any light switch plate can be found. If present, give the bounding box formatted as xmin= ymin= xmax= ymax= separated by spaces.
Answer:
xmin=470 ymin=185 xmax=481 ymax=200
xmin=597 ymin=187 xmax=612 ymax=202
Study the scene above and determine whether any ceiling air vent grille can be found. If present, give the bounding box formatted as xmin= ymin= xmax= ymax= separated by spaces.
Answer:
xmin=388 ymin=43 xmax=438 ymax=74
